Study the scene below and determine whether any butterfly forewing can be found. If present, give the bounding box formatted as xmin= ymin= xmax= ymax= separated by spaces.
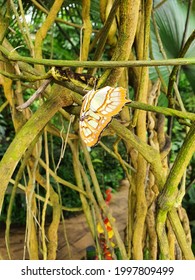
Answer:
xmin=79 ymin=86 xmax=129 ymax=147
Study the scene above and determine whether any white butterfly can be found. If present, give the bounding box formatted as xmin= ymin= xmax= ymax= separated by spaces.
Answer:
xmin=79 ymin=86 xmax=129 ymax=147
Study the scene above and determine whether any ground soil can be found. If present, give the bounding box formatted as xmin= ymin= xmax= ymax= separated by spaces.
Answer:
xmin=0 ymin=184 xmax=128 ymax=260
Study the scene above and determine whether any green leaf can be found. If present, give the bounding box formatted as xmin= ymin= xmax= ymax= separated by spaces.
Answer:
xmin=151 ymin=0 xmax=195 ymax=91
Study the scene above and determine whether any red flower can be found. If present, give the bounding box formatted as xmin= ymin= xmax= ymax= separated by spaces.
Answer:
xmin=105 ymin=188 xmax=112 ymax=204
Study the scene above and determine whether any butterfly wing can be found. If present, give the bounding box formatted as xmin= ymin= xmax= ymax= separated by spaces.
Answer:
xmin=79 ymin=86 xmax=129 ymax=147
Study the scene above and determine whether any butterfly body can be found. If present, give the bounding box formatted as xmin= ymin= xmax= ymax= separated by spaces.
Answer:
xmin=79 ymin=86 xmax=129 ymax=147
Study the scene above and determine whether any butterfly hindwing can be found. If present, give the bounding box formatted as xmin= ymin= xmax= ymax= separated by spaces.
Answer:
xmin=79 ymin=86 xmax=129 ymax=147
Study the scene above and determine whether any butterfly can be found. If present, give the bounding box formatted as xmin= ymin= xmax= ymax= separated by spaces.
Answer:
xmin=79 ymin=86 xmax=130 ymax=147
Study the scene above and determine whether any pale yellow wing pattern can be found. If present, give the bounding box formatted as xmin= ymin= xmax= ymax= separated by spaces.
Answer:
xmin=79 ymin=86 xmax=129 ymax=147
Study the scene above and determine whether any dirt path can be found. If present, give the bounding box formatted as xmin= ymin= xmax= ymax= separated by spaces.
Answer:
xmin=0 ymin=185 xmax=128 ymax=260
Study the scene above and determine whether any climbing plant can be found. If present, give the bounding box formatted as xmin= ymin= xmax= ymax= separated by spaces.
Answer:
xmin=0 ymin=0 xmax=194 ymax=260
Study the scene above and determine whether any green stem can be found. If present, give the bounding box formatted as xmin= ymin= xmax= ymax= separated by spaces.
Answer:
xmin=0 ymin=45 xmax=194 ymax=67
xmin=167 ymin=30 xmax=195 ymax=103
xmin=156 ymin=209 xmax=170 ymax=259
xmin=81 ymin=141 xmax=128 ymax=260
xmin=168 ymin=209 xmax=194 ymax=260
xmin=0 ymin=85 xmax=73 ymax=213
xmin=0 ymin=69 xmax=52 ymax=81
xmin=158 ymin=123 xmax=195 ymax=211
xmin=110 ymin=118 xmax=166 ymax=189
xmin=127 ymin=101 xmax=195 ymax=121
xmin=157 ymin=123 xmax=195 ymax=260
xmin=93 ymin=0 xmax=120 ymax=61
